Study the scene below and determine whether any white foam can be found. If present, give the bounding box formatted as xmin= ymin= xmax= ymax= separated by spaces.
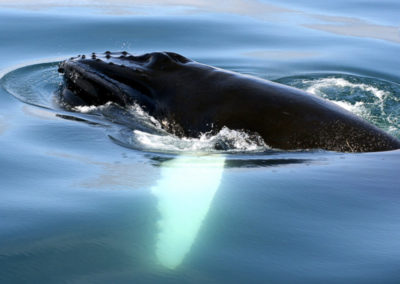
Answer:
xmin=305 ymin=77 xmax=389 ymax=102
xmin=388 ymin=125 xmax=398 ymax=133
xmin=133 ymin=126 xmax=268 ymax=153
xmin=127 ymin=104 xmax=162 ymax=128
xmin=72 ymin=102 xmax=113 ymax=113
xmin=73 ymin=101 xmax=268 ymax=152
xmin=302 ymin=77 xmax=393 ymax=125
xmin=330 ymin=100 xmax=365 ymax=114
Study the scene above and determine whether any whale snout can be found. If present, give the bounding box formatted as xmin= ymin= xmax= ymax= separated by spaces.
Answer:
xmin=58 ymin=51 xmax=157 ymax=110
xmin=58 ymin=51 xmax=192 ymax=109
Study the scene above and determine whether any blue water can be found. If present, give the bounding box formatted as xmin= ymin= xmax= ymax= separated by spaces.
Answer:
xmin=1 ymin=1 xmax=400 ymax=283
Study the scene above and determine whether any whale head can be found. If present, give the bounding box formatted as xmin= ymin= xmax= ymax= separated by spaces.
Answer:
xmin=58 ymin=51 xmax=193 ymax=112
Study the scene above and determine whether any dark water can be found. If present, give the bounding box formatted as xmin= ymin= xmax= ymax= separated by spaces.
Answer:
xmin=1 ymin=1 xmax=400 ymax=283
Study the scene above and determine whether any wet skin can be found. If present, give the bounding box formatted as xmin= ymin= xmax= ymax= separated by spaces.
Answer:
xmin=58 ymin=51 xmax=400 ymax=152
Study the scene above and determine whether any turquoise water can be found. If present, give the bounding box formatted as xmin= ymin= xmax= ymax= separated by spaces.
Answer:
xmin=1 ymin=1 xmax=400 ymax=283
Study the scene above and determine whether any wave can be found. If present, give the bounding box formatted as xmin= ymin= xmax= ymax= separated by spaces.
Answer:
xmin=276 ymin=74 xmax=400 ymax=138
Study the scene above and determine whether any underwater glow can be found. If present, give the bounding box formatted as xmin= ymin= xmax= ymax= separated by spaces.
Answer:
xmin=151 ymin=155 xmax=226 ymax=269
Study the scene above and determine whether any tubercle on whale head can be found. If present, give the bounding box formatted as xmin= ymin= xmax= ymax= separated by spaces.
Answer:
xmin=57 ymin=51 xmax=193 ymax=110
xmin=58 ymin=51 xmax=193 ymax=74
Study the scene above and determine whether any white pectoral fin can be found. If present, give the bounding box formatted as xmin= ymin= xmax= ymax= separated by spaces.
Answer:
xmin=151 ymin=155 xmax=225 ymax=269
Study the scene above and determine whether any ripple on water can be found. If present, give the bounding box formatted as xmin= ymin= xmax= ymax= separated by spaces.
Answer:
xmin=0 ymin=62 xmax=61 ymax=109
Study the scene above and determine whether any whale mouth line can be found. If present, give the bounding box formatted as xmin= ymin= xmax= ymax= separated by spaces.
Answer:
xmin=58 ymin=58 xmax=155 ymax=110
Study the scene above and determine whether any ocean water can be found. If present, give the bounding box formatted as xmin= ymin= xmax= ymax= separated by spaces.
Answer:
xmin=1 ymin=1 xmax=400 ymax=283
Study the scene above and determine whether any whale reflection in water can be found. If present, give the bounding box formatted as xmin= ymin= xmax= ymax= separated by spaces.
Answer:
xmin=151 ymin=155 xmax=225 ymax=269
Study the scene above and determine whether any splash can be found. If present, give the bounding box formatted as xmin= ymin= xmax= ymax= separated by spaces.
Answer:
xmin=132 ymin=127 xmax=268 ymax=153
xmin=73 ymin=102 xmax=114 ymax=113
xmin=72 ymin=102 xmax=269 ymax=153
xmin=305 ymin=77 xmax=389 ymax=102
xmin=276 ymin=74 xmax=400 ymax=138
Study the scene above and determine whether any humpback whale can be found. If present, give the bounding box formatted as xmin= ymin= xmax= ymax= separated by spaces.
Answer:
xmin=58 ymin=51 xmax=400 ymax=152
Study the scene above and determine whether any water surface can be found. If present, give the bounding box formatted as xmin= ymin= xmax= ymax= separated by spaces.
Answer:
xmin=1 ymin=1 xmax=400 ymax=283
